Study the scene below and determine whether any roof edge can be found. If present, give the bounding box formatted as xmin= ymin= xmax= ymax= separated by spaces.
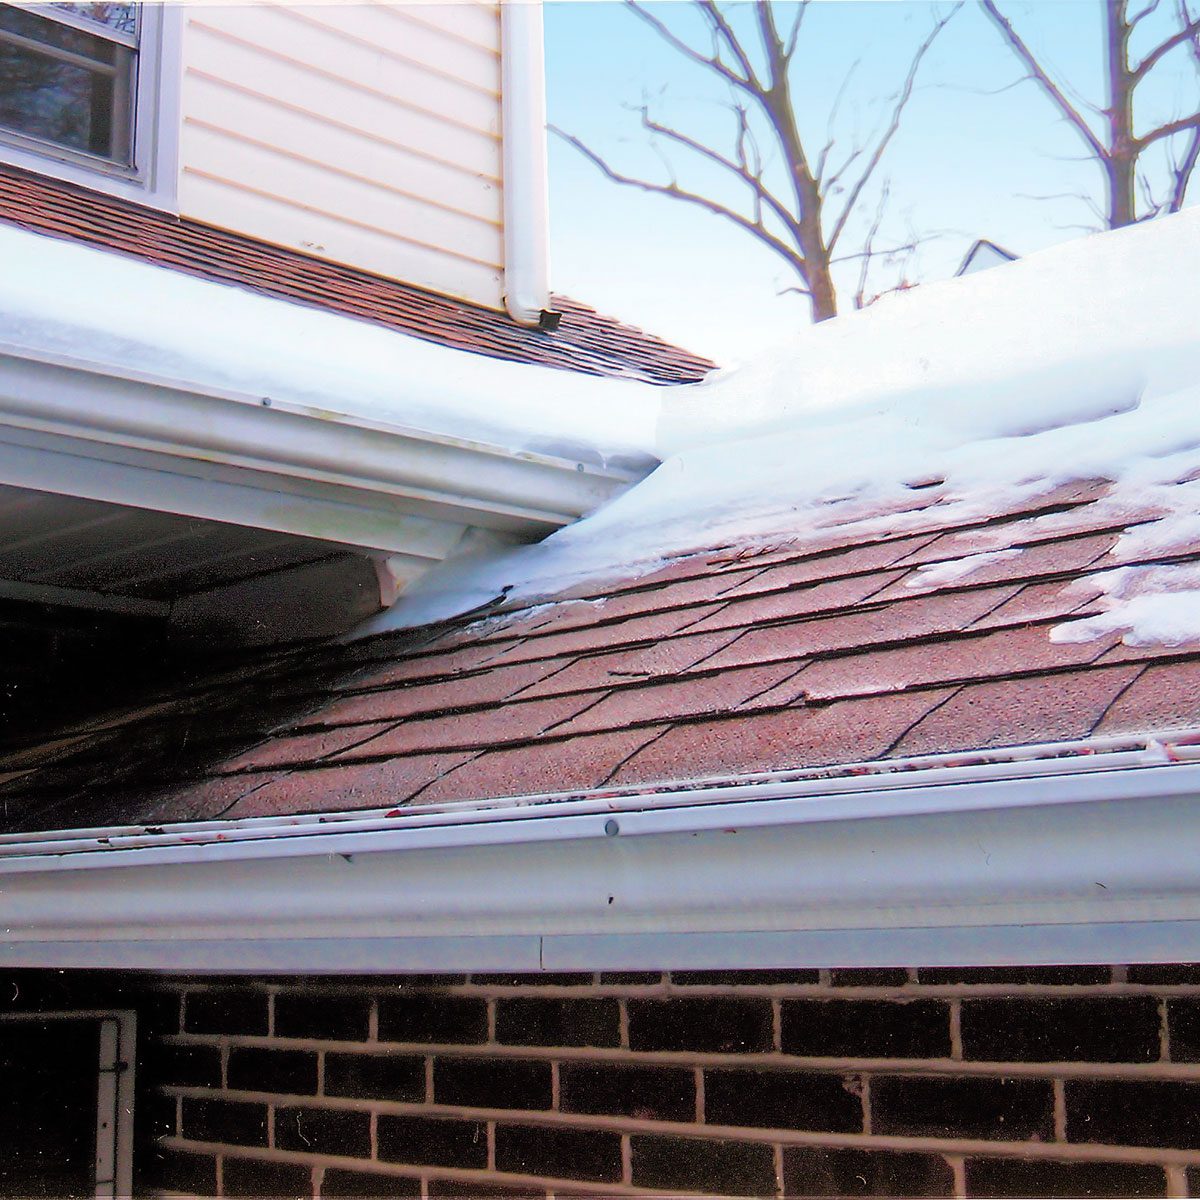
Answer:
xmin=3 ymin=734 xmax=1200 ymax=972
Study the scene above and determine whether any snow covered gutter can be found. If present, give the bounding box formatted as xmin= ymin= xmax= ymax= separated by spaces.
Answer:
xmin=3 ymin=736 xmax=1200 ymax=972
xmin=0 ymin=338 xmax=639 ymax=555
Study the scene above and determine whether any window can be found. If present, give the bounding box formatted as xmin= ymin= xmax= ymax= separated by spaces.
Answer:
xmin=0 ymin=2 xmax=177 ymax=205
xmin=0 ymin=1010 xmax=136 ymax=1199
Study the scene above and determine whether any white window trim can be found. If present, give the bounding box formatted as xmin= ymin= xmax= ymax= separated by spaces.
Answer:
xmin=0 ymin=2 xmax=179 ymax=210
xmin=0 ymin=1009 xmax=137 ymax=1200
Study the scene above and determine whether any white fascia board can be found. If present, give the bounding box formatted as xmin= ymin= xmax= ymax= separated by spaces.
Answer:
xmin=3 ymin=747 xmax=1200 ymax=971
xmin=0 ymin=341 xmax=638 ymax=552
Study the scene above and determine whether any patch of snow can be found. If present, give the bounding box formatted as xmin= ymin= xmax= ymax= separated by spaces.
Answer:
xmin=364 ymin=208 xmax=1200 ymax=636
xmin=904 ymin=550 xmax=1023 ymax=589
xmin=0 ymin=223 xmax=663 ymax=468
xmin=1051 ymin=563 xmax=1200 ymax=647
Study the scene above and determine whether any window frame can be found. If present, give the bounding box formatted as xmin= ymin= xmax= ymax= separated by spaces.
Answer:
xmin=0 ymin=1 xmax=179 ymax=209
xmin=0 ymin=1008 xmax=137 ymax=1200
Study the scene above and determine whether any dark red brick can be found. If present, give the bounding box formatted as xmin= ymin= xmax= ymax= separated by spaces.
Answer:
xmin=433 ymin=1057 xmax=552 ymax=1109
xmin=917 ymin=965 xmax=1111 ymax=985
xmin=377 ymin=1115 xmax=487 ymax=1169
xmin=961 ymin=997 xmax=1160 ymax=1062
xmin=222 ymin=1156 xmax=311 ymax=1198
xmin=144 ymin=1149 xmax=218 ymax=1196
xmin=630 ymin=1134 xmax=775 ymax=1196
xmin=377 ymin=995 xmax=487 ymax=1044
xmin=416 ymin=725 xmax=669 ymax=803
xmin=785 ymin=1147 xmax=955 ymax=1197
xmin=181 ymin=1098 xmax=268 ymax=1147
xmin=872 ymin=1075 xmax=1054 ymax=1140
xmin=965 ymin=1157 xmax=1165 ymax=1198
xmin=184 ymin=990 xmax=268 ymax=1036
xmin=830 ymin=968 xmax=910 ymax=987
xmin=628 ymin=997 xmax=773 ymax=1053
xmin=324 ymin=1052 xmax=424 ymax=1101
xmin=274 ymin=993 xmax=370 ymax=1041
xmin=671 ymin=968 xmax=819 ymax=985
xmin=614 ymin=690 xmax=954 ymax=785
xmin=494 ymin=1124 xmax=622 ymax=1183
xmin=227 ymin=1046 xmax=317 ymax=1094
xmin=782 ymin=998 xmax=951 ymax=1058
xmin=893 ymin=665 xmax=1143 ymax=757
xmin=320 ymin=1168 xmax=421 ymax=1197
xmin=1128 ymin=964 xmax=1200 ymax=985
xmin=144 ymin=1041 xmax=222 ymax=1088
xmin=559 ymin=1062 xmax=694 ymax=1122
xmin=704 ymin=1067 xmax=863 ymax=1132
xmin=275 ymin=1106 xmax=370 ymax=1156
xmin=495 ymin=998 xmax=619 ymax=1048
xmin=1067 ymin=1079 xmax=1200 ymax=1148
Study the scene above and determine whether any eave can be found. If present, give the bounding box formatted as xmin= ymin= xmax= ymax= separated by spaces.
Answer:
xmin=0 ymin=340 xmax=644 ymax=624
xmin=3 ymin=735 xmax=1199 ymax=972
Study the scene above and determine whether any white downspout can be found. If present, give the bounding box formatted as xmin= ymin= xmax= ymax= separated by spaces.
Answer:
xmin=501 ymin=0 xmax=554 ymax=327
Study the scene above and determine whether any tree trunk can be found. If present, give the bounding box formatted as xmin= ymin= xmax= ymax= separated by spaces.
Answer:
xmin=1104 ymin=0 xmax=1138 ymax=227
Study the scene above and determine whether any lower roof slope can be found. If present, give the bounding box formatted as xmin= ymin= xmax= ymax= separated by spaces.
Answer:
xmin=2 ymin=472 xmax=1198 ymax=835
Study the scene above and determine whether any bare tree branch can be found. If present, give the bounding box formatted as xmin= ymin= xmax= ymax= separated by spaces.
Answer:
xmin=1137 ymin=109 xmax=1200 ymax=147
xmin=625 ymin=1 xmax=755 ymax=93
xmin=549 ymin=125 xmax=807 ymax=278
xmin=1131 ymin=14 xmax=1200 ymax=80
xmin=695 ymin=1 xmax=761 ymax=88
xmin=980 ymin=0 xmax=1107 ymax=159
xmin=826 ymin=4 xmax=961 ymax=251
xmin=637 ymin=107 xmax=801 ymax=237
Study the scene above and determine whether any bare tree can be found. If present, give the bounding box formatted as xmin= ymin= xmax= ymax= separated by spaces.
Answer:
xmin=982 ymin=0 xmax=1200 ymax=227
xmin=553 ymin=2 xmax=959 ymax=323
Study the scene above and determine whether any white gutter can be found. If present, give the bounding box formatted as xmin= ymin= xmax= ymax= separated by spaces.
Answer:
xmin=3 ymin=736 xmax=1200 ymax=971
xmin=501 ymin=0 xmax=553 ymax=327
xmin=0 ymin=340 xmax=640 ymax=554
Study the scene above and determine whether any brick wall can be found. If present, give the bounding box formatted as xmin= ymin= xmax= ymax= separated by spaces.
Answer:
xmin=12 ymin=966 xmax=1200 ymax=1197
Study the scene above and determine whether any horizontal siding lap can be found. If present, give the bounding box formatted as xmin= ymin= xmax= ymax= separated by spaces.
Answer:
xmin=179 ymin=3 xmax=504 ymax=309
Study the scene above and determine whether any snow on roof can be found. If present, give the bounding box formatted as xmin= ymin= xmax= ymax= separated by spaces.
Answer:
xmin=0 ymin=220 xmax=666 ymax=470
xmin=364 ymin=208 xmax=1200 ymax=649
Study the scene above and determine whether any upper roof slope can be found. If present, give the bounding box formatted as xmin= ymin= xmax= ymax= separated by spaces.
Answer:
xmin=0 ymin=164 xmax=713 ymax=385
xmin=2 ymin=470 xmax=1198 ymax=835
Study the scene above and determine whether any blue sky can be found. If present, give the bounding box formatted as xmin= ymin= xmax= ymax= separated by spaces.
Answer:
xmin=543 ymin=1 xmax=1199 ymax=364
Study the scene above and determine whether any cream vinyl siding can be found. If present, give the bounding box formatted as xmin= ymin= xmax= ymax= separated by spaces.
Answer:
xmin=177 ymin=3 xmax=504 ymax=309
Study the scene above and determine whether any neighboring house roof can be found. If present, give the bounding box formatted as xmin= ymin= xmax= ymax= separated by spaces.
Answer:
xmin=956 ymin=238 xmax=1018 ymax=277
xmin=0 ymin=164 xmax=714 ymax=385
xmin=2 ymin=472 xmax=1197 ymax=835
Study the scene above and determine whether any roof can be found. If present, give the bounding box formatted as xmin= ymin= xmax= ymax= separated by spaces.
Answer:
xmin=3 ymin=471 xmax=1199 ymax=835
xmin=0 ymin=164 xmax=713 ymax=385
